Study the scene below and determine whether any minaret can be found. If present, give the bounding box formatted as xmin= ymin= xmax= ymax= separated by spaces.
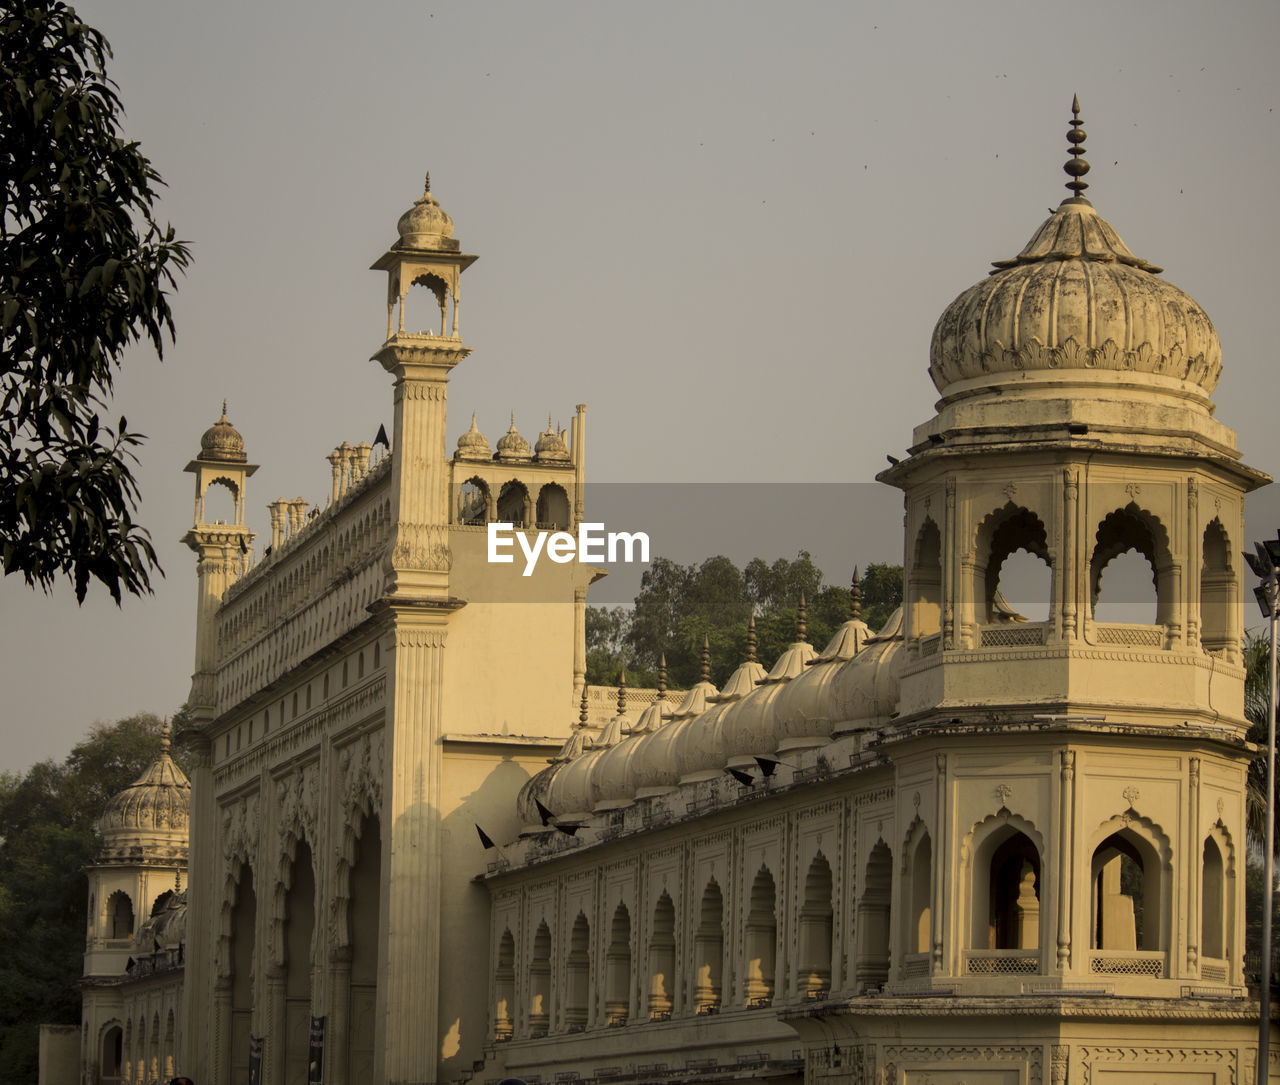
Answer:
xmin=370 ymin=172 xmax=477 ymax=599
xmin=181 ymin=403 xmax=257 ymax=717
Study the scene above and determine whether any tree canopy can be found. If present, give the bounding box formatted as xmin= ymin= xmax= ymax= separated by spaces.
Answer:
xmin=586 ymin=553 xmax=902 ymax=688
xmin=1 ymin=1 xmax=189 ymax=603
xmin=0 ymin=713 xmax=186 ymax=1083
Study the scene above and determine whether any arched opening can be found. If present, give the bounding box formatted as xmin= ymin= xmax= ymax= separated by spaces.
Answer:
xmin=529 ymin=921 xmax=552 ymax=1037
xmin=856 ymin=842 xmax=892 ymax=991
xmin=229 ymin=866 xmax=256 ymax=1085
xmin=986 ymin=833 xmax=1040 ymax=950
xmin=648 ymin=892 xmax=676 ymax=1020
xmin=494 ymin=930 xmax=515 ymax=1040
xmin=605 ymin=904 xmax=632 ymax=1026
xmin=149 ymin=1012 xmax=159 ymax=1085
xmin=566 ymin=914 xmax=590 ymax=1031
xmin=200 ymin=477 xmax=238 ymax=526
xmin=536 ymin=483 xmax=570 ymax=529
xmin=101 ymin=1025 xmax=123 ymax=1083
xmin=407 ymin=271 xmax=453 ymax=337
xmin=693 ymin=880 xmax=724 ymax=1014
xmin=457 ymin=477 xmax=490 ymax=525
xmin=979 ymin=506 xmax=1052 ymax=624
xmin=284 ymin=841 xmax=315 ymax=1083
xmin=150 ymin=889 xmax=173 ymax=917
xmin=497 ymin=481 xmax=531 ymax=527
xmin=107 ymin=890 xmax=134 ymax=940
xmin=798 ymin=854 xmax=834 ymax=998
xmin=1202 ymin=836 xmax=1226 ymax=962
xmin=164 ymin=1010 xmax=175 ymax=1081
xmin=135 ymin=1019 xmax=146 ymax=1085
xmin=348 ymin=815 xmax=381 ymax=1084
xmin=908 ymin=832 xmax=933 ymax=956
xmin=1091 ymin=829 xmax=1163 ymax=956
xmin=1201 ymin=519 xmax=1235 ymax=656
xmin=1090 ymin=505 xmax=1168 ymax=627
xmin=744 ymin=866 xmax=777 ymax=1007
xmin=911 ymin=519 xmax=942 ymax=639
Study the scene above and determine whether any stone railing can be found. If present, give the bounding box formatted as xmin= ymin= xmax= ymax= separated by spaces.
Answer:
xmin=964 ymin=950 xmax=1040 ymax=974
xmin=977 ymin=623 xmax=1048 ymax=649
xmin=1088 ymin=949 xmax=1165 ymax=977
xmin=1092 ymin=623 xmax=1165 ymax=649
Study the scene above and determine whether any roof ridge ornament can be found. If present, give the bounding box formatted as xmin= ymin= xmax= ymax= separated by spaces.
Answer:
xmin=747 ymin=615 xmax=757 ymax=662
xmin=700 ymin=635 xmax=711 ymax=683
xmin=1064 ymin=94 xmax=1090 ymax=202
xmin=851 ymin=566 xmax=862 ymax=621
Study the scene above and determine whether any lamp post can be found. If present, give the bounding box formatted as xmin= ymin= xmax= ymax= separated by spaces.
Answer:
xmin=1244 ymin=533 xmax=1280 ymax=1085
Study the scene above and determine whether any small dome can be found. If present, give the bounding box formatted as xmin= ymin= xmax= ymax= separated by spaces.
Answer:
xmin=98 ymin=728 xmax=191 ymax=858
xmin=455 ymin=413 xmax=492 ymax=461
xmin=534 ymin=417 xmax=571 ymax=463
xmin=930 ymin=104 xmax=1220 ymax=401
xmin=495 ymin=414 xmax=532 ymax=462
xmin=395 ymin=173 xmax=459 ymax=252
xmin=199 ymin=402 xmax=246 ymax=464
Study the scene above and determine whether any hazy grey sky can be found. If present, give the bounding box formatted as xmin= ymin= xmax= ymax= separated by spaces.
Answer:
xmin=4 ymin=1 xmax=1278 ymax=773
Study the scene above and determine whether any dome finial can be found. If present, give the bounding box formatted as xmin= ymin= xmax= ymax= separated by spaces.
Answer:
xmin=617 ymin=672 xmax=627 ymax=715
xmin=1064 ymin=94 xmax=1090 ymax=200
xmin=851 ymin=566 xmax=862 ymax=621
xmin=700 ymin=635 xmax=711 ymax=682
xmin=579 ymin=685 xmax=589 ymax=727
xmin=220 ymin=399 xmax=228 ymax=421
xmin=657 ymin=653 xmax=667 ymax=698
xmin=160 ymin=717 xmax=171 ymax=754
xmin=746 ymin=615 xmax=757 ymax=662
xmin=797 ymin=592 xmax=808 ymax=643
xmin=424 ymin=171 xmax=431 ymax=194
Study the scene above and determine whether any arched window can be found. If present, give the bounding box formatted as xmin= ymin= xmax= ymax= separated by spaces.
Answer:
xmin=1201 ymin=836 xmax=1227 ymax=963
xmin=856 ymin=842 xmax=892 ymax=991
xmin=693 ymin=880 xmax=724 ymax=1014
xmin=648 ymin=892 xmax=676 ymax=1020
xmin=565 ymin=914 xmax=590 ymax=1031
xmin=497 ymin=481 xmax=531 ymax=527
xmin=150 ymin=889 xmax=173 ymax=917
xmin=107 ymin=891 xmax=135 ymax=940
xmin=987 ymin=834 xmax=1040 ymax=950
xmin=529 ymin=921 xmax=551 ymax=1037
xmin=744 ymin=867 xmax=777 ymax=1007
xmin=1201 ymin=519 xmax=1235 ymax=656
xmin=977 ymin=505 xmax=1052 ymax=625
xmin=101 ymin=1025 xmax=123 ymax=1083
xmin=164 ymin=1010 xmax=175 ymax=1082
xmin=494 ymin=930 xmax=515 ymax=1040
xmin=911 ymin=519 xmax=942 ymax=638
xmin=908 ymin=832 xmax=933 ymax=956
xmin=457 ymin=477 xmax=490 ymax=525
xmin=1090 ymin=827 xmax=1165 ymax=969
xmin=798 ymin=854 xmax=834 ymax=998
xmin=536 ymin=483 xmax=570 ymax=530
xmin=1090 ymin=505 xmax=1168 ymax=627
xmin=605 ymin=904 xmax=632 ymax=1026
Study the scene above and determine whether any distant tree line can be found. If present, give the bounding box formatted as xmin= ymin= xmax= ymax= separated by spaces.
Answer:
xmin=586 ymin=553 xmax=902 ymax=689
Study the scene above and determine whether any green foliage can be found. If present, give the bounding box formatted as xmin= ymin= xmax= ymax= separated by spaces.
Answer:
xmin=585 ymin=554 xmax=904 ymax=688
xmin=0 ymin=712 xmax=185 ymax=1083
xmin=1243 ymin=631 xmax=1278 ymax=851
xmin=0 ymin=1 xmax=190 ymax=603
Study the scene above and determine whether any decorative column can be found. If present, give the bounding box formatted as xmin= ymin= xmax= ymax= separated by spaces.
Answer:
xmin=933 ymin=753 xmax=946 ymax=973
xmin=1187 ymin=755 xmax=1202 ymax=974
xmin=1187 ymin=477 xmax=1201 ymax=649
xmin=1056 ymin=749 xmax=1075 ymax=970
xmin=944 ymin=479 xmax=957 ymax=649
xmin=1062 ymin=468 xmax=1079 ymax=642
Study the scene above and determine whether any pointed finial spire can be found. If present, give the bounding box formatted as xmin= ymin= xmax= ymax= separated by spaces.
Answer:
xmin=657 ymin=654 xmax=668 ymax=698
xmin=700 ymin=635 xmax=711 ymax=683
xmin=797 ymin=592 xmax=808 ymax=643
xmin=160 ymin=717 xmax=171 ymax=754
xmin=617 ymin=672 xmax=627 ymax=715
xmin=851 ymin=566 xmax=862 ymax=621
xmin=579 ymin=685 xmax=589 ymax=727
xmin=220 ymin=399 xmax=228 ymax=421
xmin=1064 ymin=95 xmax=1090 ymax=200
xmin=746 ymin=615 xmax=757 ymax=662
xmin=424 ymin=171 xmax=431 ymax=194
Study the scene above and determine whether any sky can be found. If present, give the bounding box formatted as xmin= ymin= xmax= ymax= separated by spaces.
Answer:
xmin=3 ymin=0 xmax=1279 ymax=773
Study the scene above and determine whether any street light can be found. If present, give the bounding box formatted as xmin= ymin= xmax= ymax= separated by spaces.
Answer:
xmin=1243 ymin=532 xmax=1280 ymax=1085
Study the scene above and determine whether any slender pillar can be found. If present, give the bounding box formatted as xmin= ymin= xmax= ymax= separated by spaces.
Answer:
xmin=1188 ymin=756 xmax=1202 ymax=974
xmin=1062 ymin=468 xmax=1078 ymax=641
xmin=1056 ymin=749 xmax=1075 ymax=969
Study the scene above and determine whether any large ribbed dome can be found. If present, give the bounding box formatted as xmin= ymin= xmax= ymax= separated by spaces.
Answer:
xmin=929 ymin=103 xmax=1221 ymax=401
xmin=198 ymin=403 xmax=246 ymax=463
xmin=98 ymin=730 xmax=191 ymax=855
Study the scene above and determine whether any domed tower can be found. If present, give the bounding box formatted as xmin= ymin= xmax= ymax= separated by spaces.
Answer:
xmin=370 ymin=172 xmax=477 ymax=598
xmin=871 ymin=101 xmax=1268 ymax=1005
xmin=181 ymin=403 xmax=258 ymax=716
xmin=82 ymin=725 xmax=190 ymax=1078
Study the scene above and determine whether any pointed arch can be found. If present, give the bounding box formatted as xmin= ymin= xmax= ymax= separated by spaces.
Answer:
xmin=745 ymin=865 xmax=778 ymax=1007
xmin=798 ymin=853 xmax=834 ymax=997
xmin=693 ymin=879 xmax=724 ymax=1014
xmin=605 ymin=903 xmax=632 ymax=1026
xmin=856 ymin=840 xmax=893 ymax=991
xmin=106 ymin=889 xmax=135 ymax=940
xmin=910 ymin=518 xmax=942 ymax=638
xmin=494 ymin=929 xmax=515 ymax=1040
xmin=529 ymin=919 xmax=552 ymax=1037
xmin=1090 ymin=503 xmax=1172 ymax=626
xmin=566 ymin=913 xmax=591 ymax=1031
xmin=535 ymin=483 xmax=570 ymax=529
xmin=497 ymin=480 xmax=531 ymax=527
xmin=456 ymin=476 xmax=491 ymax=525
xmin=1088 ymin=812 xmax=1171 ymax=967
xmin=1200 ymin=518 xmax=1236 ymax=657
xmin=974 ymin=503 xmax=1053 ymax=625
xmin=648 ymin=891 xmax=676 ymax=1020
xmin=1200 ymin=822 xmax=1237 ymax=977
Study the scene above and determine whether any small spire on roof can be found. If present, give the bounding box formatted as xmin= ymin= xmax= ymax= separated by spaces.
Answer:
xmin=851 ymin=566 xmax=862 ymax=621
xmin=617 ymin=672 xmax=627 ymax=715
xmin=747 ymin=615 xmax=757 ymax=662
xmin=797 ymin=593 xmax=808 ymax=643
xmin=424 ymin=171 xmax=431 ymax=194
xmin=579 ymin=685 xmax=589 ymax=727
xmin=1064 ymin=94 xmax=1090 ymax=200
xmin=657 ymin=654 xmax=667 ymax=698
xmin=220 ymin=399 xmax=228 ymax=421
xmin=160 ymin=717 xmax=171 ymax=754
xmin=701 ymin=635 xmax=711 ymax=683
